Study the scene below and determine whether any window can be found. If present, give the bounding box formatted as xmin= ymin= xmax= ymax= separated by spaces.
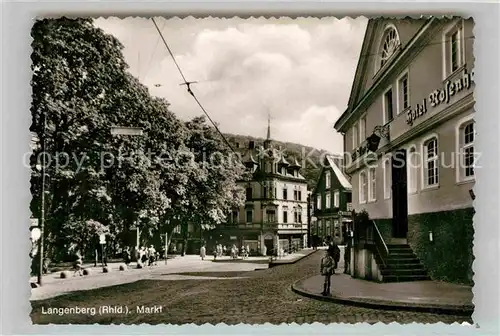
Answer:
xmin=423 ymin=137 xmax=439 ymax=188
xmin=359 ymin=171 xmax=367 ymax=204
xmin=346 ymin=192 xmax=352 ymax=203
xmin=368 ymin=167 xmax=376 ymax=202
xmin=282 ymin=187 xmax=288 ymax=200
xmin=293 ymin=190 xmax=298 ymax=200
xmin=248 ymin=141 xmax=255 ymax=149
xmin=246 ymin=187 xmax=252 ymax=201
xmin=317 ymin=195 xmax=322 ymax=210
xmin=281 ymin=167 xmax=286 ymax=175
xmin=451 ymin=31 xmax=459 ymax=71
xmin=352 ymin=124 xmax=358 ymax=149
xmin=326 ymin=194 xmax=331 ymax=208
xmin=383 ymin=159 xmax=391 ymax=199
xmin=359 ymin=115 xmax=366 ymax=143
xmin=379 ymin=26 xmax=400 ymax=68
xmin=398 ymin=72 xmax=410 ymax=113
xmin=283 ymin=207 xmax=288 ymax=223
xmin=294 ymin=207 xmax=303 ymax=223
xmin=333 ymin=190 xmax=340 ymax=208
xmin=298 ymin=190 xmax=302 ymax=201
xmin=246 ymin=210 xmax=253 ymax=223
xmin=231 ymin=210 xmax=239 ymax=223
xmin=408 ymin=146 xmax=418 ymax=193
xmin=266 ymin=210 xmax=276 ymax=223
xmin=263 ymin=187 xmax=268 ymax=199
xmin=458 ymin=120 xmax=475 ymax=181
xmin=443 ymin=21 xmax=465 ymax=78
xmin=325 ymin=171 xmax=331 ymax=189
xmin=383 ymin=88 xmax=394 ymax=123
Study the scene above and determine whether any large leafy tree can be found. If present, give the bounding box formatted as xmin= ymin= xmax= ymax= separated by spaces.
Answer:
xmin=30 ymin=18 xmax=133 ymax=259
xmin=30 ymin=17 xmax=247 ymax=261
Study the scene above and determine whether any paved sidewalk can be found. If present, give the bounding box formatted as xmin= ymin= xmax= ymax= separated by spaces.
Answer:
xmin=292 ymin=272 xmax=473 ymax=316
xmin=268 ymin=248 xmax=317 ymax=267
xmin=30 ymin=254 xmax=267 ymax=301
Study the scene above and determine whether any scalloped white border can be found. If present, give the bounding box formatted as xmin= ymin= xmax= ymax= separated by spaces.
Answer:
xmin=1 ymin=1 xmax=498 ymax=335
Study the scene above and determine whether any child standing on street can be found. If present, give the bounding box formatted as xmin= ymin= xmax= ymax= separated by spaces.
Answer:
xmin=320 ymin=250 xmax=334 ymax=296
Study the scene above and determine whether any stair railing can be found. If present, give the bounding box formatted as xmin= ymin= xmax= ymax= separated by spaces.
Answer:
xmin=371 ymin=220 xmax=389 ymax=267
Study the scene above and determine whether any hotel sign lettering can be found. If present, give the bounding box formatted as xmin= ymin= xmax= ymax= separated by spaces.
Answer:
xmin=407 ymin=69 xmax=474 ymax=126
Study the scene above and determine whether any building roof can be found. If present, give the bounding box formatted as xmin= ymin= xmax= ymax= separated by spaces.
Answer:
xmin=326 ymin=155 xmax=352 ymax=190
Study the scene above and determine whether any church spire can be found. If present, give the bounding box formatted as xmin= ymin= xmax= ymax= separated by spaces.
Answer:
xmin=266 ymin=110 xmax=271 ymax=140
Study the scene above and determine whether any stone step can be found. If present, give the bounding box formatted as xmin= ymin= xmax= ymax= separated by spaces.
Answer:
xmin=380 ymin=262 xmax=424 ymax=270
xmin=388 ymin=251 xmax=416 ymax=257
xmin=383 ymin=274 xmax=431 ymax=282
xmin=384 ymin=256 xmax=420 ymax=263
xmin=380 ymin=268 xmax=427 ymax=276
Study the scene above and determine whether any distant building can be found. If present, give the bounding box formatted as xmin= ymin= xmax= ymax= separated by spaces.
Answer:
xmin=311 ymin=155 xmax=353 ymax=245
xmin=334 ymin=17 xmax=475 ymax=284
xmin=205 ymin=118 xmax=308 ymax=255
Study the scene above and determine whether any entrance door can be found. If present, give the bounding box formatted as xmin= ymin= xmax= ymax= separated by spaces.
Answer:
xmin=391 ymin=149 xmax=408 ymax=238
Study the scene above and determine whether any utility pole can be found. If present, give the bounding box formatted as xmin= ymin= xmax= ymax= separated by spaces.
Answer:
xmin=307 ymin=194 xmax=311 ymax=248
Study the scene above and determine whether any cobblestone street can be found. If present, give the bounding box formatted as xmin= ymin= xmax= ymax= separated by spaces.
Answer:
xmin=31 ymin=250 xmax=472 ymax=325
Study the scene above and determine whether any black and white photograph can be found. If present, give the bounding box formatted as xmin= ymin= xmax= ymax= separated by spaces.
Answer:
xmin=28 ymin=16 xmax=475 ymax=325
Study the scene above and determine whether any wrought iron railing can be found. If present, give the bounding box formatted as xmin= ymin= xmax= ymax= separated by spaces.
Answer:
xmin=352 ymin=216 xmax=389 ymax=267
xmin=371 ymin=220 xmax=389 ymax=267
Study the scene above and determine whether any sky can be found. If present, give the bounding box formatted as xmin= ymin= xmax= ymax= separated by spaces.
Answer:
xmin=94 ymin=17 xmax=368 ymax=154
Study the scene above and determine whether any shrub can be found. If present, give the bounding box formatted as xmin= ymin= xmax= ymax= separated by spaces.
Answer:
xmin=119 ymin=265 xmax=126 ymax=271
xmin=59 ymin=271 xmax=69 ymax=278
xmin=102 ymin=266 xmax=110 ymax=273
xmin=82 ymin=268 xmax=91 ymax=276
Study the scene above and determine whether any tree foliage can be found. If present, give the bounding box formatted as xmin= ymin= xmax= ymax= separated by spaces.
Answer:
xmin=30 ymin=18 xmax=245 ymax=261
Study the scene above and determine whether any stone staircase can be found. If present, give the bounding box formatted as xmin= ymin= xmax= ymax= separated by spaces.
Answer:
xmin=377 ymin=244 xmax=431 ymax=282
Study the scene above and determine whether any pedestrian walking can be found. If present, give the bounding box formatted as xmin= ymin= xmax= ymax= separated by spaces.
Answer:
xmin=148 ymin=245 xmax=156 ymax=266
xmin=320 ymin=250 xmax=334 ymax=296
xmin=200 ymin=244 xmax=206 ymax=260
xmin=329 ymin=239 xmax=341 ymax=270
xmin=123 ymin=246 xmax=131 ymax=269
xmin=140 ymin=246 xmax=147 ymax=266
xmin=73 ymin=250 xmax=83 ymax=276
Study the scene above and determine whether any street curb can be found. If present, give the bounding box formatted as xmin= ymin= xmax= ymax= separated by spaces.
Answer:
xmin=268 ymin=249 xmax=318 ymax=268
xmin=291 ymin=276 xmax=474 ymax=317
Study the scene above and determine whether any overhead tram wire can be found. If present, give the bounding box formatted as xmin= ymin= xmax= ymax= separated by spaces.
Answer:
xmin=150 ymin=18 xmax=277 ymax=198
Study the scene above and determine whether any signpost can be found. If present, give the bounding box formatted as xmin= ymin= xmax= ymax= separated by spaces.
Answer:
xmin=99 ymin=234 xmax=106 ymax=266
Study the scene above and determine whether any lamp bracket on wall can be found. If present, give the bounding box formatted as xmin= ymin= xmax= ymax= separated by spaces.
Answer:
xmin=373 ymin=125 xmax=390 ymax=139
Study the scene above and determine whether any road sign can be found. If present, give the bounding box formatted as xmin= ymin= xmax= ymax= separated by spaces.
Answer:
xmin=99 ymin=234 xmax=106 ymax=244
